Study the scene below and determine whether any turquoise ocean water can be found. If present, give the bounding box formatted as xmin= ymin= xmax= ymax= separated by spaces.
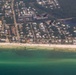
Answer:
xmin=0 ymin=48 xmax=76 ymax=75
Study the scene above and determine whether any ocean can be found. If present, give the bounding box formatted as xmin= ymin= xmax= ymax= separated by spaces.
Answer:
xmin=0 ymin=48 xmax=76 ymax=75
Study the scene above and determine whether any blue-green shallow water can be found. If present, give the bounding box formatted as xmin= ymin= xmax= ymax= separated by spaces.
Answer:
xmin=0 ymin=48 xmax=76 ymax=75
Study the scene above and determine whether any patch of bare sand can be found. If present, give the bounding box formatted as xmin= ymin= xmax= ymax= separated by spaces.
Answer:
xmin=0 ymin=43 xmax=76 ymax=52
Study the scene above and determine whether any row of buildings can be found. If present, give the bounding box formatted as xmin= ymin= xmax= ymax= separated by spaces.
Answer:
xmin=14 ymin=0 xmax=49 ymax=23
xmin=0 ymin=0 xmax=75 ymax=44
xmin=17 ymin=20 xmax=76 ymax=44
xmin=36 ymin=0 xmax=60 ymax=9
xmin=0 ymin=0 xmax=17 ymax=42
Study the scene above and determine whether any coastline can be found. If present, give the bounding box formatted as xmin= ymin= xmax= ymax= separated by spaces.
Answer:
xmin=0 ymin=43 xmax=76 ymax=51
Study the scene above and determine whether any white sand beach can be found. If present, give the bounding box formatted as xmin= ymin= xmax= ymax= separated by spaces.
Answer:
xmin=0 ymin=43 xmax=76 ymax=51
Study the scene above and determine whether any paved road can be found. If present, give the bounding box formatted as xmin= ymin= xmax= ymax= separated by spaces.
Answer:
xmin=12 ymin=0 xmax=20 ymax=42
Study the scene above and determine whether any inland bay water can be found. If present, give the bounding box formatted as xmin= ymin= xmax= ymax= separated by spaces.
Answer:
xmin=0 ymin=48 xmax=76 ymax=75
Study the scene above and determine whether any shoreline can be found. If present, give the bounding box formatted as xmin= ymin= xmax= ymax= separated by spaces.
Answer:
xmin=0 ymin=43 xmax=76 ymax=51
